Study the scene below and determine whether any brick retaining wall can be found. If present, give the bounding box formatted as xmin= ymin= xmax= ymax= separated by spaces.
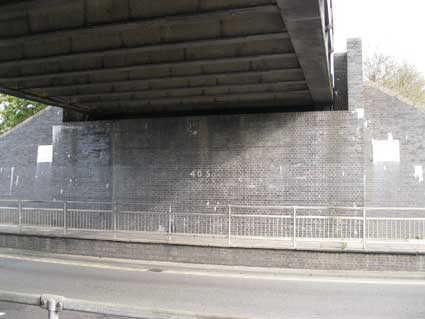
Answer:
xmin=1 ymin=233 xmax=423 ymax=272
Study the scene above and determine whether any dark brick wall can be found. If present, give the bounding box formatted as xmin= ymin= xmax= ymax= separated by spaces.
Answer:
xmin=0 ymin=105 xmax=367 ymax=209
xmin=49 ymin=110 xmax=364 ymax=208
xmin=51 ymin=122 xmax=113 ymax=201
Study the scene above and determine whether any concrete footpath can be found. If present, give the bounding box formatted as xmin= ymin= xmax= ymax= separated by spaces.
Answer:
xmin=0 ymin=248 xmax=424 ymax=319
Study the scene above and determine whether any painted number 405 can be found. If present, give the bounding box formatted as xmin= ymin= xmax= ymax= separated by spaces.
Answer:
xmin=190 ymin=170 xmax=211 ymax=178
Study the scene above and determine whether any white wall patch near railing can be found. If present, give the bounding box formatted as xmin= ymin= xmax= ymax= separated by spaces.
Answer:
xmin=414 ymin=165 xmax=424 ymax=183
xmin=36 ymin=145 xmax=53 ymax=163
xmin=355 ymin=108 xmax=365 ymax=119
xmin=372 ymin=134 xmax=400 ymax=163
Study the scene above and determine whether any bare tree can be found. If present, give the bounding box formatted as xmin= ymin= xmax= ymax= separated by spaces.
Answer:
xmin=365 ymin=52 xmax=425 ymax=107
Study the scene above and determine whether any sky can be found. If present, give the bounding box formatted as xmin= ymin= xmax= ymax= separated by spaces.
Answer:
xmin=333 ymin=0 xmax=425 ymax=74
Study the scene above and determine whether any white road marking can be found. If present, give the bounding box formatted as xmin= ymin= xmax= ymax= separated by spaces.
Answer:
xmin=0 ymin=312 xmax=6 ymax=316
xmin=164 ymin=269 xmax=425 ymax=285
xmin=0 ymin=253 xmax=149 ymax=273
xmin=0 ymin=253 xmax=424 ymax=286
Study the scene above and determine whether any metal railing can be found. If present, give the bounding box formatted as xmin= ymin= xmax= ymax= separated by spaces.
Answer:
xmin=0 ymin=200 xmax=425 ymax=251
xmin=0 ymin=289 xmax=244 ymax=319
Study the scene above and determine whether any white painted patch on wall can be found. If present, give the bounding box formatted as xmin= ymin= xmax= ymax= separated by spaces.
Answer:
xmin=414 ymin=165 xmax=424 ymax=183
xmin=37 ymin=145 xmax=53 ymax=163
xmin=9 ymin=167 xmax=14 ymax=194
xmin=372 ymin=134 xmax=400 ymax=163
xmin=355 ymin=108 xmax=365 ymax=119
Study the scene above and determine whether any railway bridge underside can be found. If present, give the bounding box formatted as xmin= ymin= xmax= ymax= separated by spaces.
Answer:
xmin=0 ymin=0 xmax=334 ymax=119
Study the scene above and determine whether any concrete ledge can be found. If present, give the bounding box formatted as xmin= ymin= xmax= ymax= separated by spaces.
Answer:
xmin=0 ymin=232 xmax=424 ymax=272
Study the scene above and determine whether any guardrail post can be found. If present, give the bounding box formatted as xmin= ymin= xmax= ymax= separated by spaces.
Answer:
xmin=293 ymin=207 xmax=297 ymax=249
xmin=168 ymin=205 xmax=172 ymax=242
xmin=228 ymin=205 xmax=232 ymax=246
xmin=363 ymin=207 xmax=367 ymax=250
xmin=18 ymin=200 xmax=22 ymax=233
xmin=63 ymin=202 xmax=67 ymax=235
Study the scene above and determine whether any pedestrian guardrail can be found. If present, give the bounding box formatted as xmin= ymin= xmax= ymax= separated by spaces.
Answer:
xmin=0 ymin=289 xmax=245 ymax=319
xmin=0 ymin=200 xmax=424 ymax=251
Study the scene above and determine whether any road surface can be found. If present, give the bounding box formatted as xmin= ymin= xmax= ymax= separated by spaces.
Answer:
xmin=0 ymin=249 xmax=424 ymax=319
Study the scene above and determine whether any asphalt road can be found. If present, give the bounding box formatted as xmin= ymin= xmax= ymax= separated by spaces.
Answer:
xmin=0 ymin=251 xmax=424 ymax=319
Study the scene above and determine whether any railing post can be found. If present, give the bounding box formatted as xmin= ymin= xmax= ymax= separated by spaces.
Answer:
xmin=293 ymin=206 xmax=297 ymax=249
xmin=113 ymin=202 xmax=117 ymax=239
xmin=63 ymin=202 xmax=67 ymax=235
xmin=363 ymin=207 xmax=367 ymax=250
xmin=41 ymin=295 xmax=63 ymax=319
xmin=228 ymin=205 xmax=232 ymax=246
xmin=408 ymin=218 xmax=411 ymax=240
xmin=168 ymin=205 xmax=172 ymax=242
xmin=47 ymin=299 xmax=62 ymax=319
xmin=17 ymin=200 xmax=22 ymax=233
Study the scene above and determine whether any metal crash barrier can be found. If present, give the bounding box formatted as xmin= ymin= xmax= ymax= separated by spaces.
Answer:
xmin=0 ymin=289 xmax=247 ymax=319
